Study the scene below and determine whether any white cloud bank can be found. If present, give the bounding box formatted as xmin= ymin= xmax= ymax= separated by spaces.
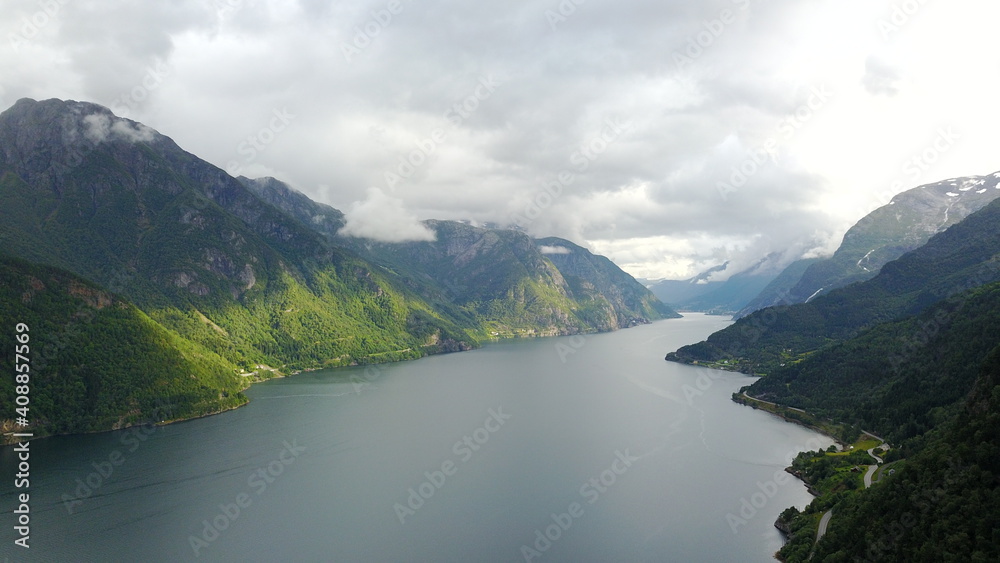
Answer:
xmin=338 ymin=188 xmax=436 ymax=242
xmin=538 ymin=245 xmax=572 ymax=255
xmin=83 ymin=113 xmax=155 ymax=143
xmin=4 ymin=0 xmax=1000 ymax=279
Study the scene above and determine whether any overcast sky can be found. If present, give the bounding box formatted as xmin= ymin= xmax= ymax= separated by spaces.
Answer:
xmin=2 ymin=0 xmax=998 ymax=279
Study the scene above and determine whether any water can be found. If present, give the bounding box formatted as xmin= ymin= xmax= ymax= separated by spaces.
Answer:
xmin=1 ymin=314 xmax=832 ymax=562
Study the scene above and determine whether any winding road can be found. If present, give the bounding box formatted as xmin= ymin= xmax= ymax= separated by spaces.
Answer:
xmin=815 ymin=509 xmax=834 ymax=543
xmin=747 ymin=398 xmax=890 ymax=556
xmin=863 ymin=447 xmax=883 ymax=488
xmin=813 ymin=443 xmax=885 ymax=554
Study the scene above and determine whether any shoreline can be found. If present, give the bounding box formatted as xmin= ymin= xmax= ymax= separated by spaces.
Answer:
xmin=734 ymin=390 xmax=893 ymax=561
xmin=733 ymin=389 xmax=849 ymax=449
xmin=731 ymin=388 xmax=845 ymax=561
xmin=2 ymin=319 xmax=669 ymax=446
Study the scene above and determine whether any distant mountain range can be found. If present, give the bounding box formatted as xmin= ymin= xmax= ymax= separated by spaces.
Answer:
xmin=667 ymin=192 xmax=1000 ymax=373
xmin=0 ymin=98 xmax=676 ymax=439
xmin=239 ymin=176 xmax=675 ymax=334
xmin=648 ymin=171 xmax=1000 ymax=318
xmin=647 ymin=255 xmax=786 ymax=315
xmin=737 ymin=173 xmax=1000 ymax=317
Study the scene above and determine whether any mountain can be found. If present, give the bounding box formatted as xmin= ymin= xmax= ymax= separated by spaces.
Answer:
xmin=666 ymin=194 xmax=1000 ymax=375
xmin=239 ymin=175 xmax=345 ymax=240
xmin=0 ymin=98 xmax=674 ymax=437
xmin=0 ymin=98 xmax=473 ymax=374
xmin=739 ymin=173 xmax=1000 ymax=317
xmin=648 ymin=257 xmax=782 ymax=314
xmin=676 ymin=256 xmax=785 ymax=314
xmin=735 ymin=257 xmax=821 ymax=317
xmin=748 ymin=280 xmax=1000 ymax=445
xmin=647 ymin=264 xmax=729 ymax=307
xmin=534 ymin=236 xmax=679 ymax=326
xmin=0 ymin=255 xmax=245 ymax=442
xmin=690 ymin=178 xmax=1000 ymax=562
xmin=241 ymin=176 xmax=678 ymax=334
xmin=336 ymin=223 xmax=677 ymax=337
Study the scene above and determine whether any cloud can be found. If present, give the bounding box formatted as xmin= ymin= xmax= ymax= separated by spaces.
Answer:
xmin=338 ymin=188 xmax=436 ymax=242
xmin=83 ymin=113 xmax=156 ymax=143
xmin=4 ymin=0 xmax=1000 ymax=279
xmin=538 ymin=245 xmax=571 ymax=255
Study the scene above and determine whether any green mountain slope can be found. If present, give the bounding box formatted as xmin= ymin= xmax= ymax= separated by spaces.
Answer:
xmin=341 ymin=222 xmax=678 ymax=337
xmin=0 ymin=255 xmax=245 ymax=441
xmin=666 ymin=195 xmax=1000 ymax=374
xmin=239 ymin=176 xmax=677 ymax=333
xmin=697 ymin=191 xmax=1000 ymax=561
xmin=0 ymin=98 xmax=476 ymax=375
xmin=797 ymin=345 xmax=1000 ymax=562
xmin=534 ymin=237 xmax=679 ymax=325
xmin=747 ymin=281 xmax=1000 ymax=446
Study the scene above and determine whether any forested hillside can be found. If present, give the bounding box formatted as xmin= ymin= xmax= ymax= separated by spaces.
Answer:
xmin=801 ymin=346 xmax=1000 ymax=562
xmin=666 ymin=195 xmax=1000 ymax=375
xmin=0 ymin=256 xmax=245 ymax=441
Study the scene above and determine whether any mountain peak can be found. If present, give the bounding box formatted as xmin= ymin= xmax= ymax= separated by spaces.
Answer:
xmin=0 ymin=97 xmax=163 ymax=185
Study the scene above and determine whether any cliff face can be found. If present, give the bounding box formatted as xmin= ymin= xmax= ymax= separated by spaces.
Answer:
xmin=534 ymin=236 xmax=680 ymax=326
xmin=338 ymin=221 xmax=678 ymax=336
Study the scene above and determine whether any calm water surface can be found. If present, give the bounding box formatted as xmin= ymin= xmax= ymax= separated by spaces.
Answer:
xmin=2 ymin=313 xmax=832 ymax=562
